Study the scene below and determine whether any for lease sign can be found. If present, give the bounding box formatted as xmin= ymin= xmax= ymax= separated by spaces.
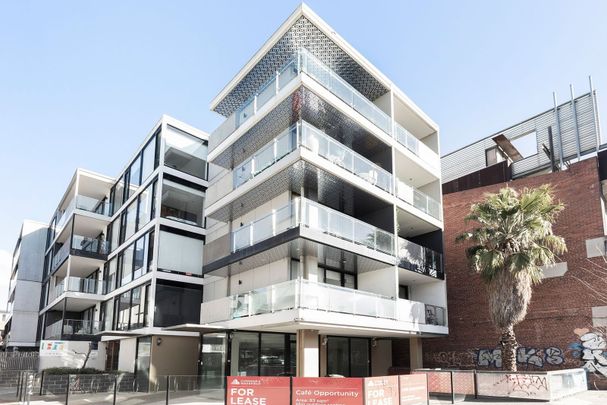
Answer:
xmin=364 ymin=375 xmax=399 ymax=405
xmin=227 ymin=376 xmax=290 ymax=405
xmin=292 ymin=377 xmax=363 ymax=405
xmin=399 ymin=374 xmax=428 ymax=405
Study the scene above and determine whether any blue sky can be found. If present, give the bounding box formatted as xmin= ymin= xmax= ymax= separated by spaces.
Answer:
xmin=0 ymin=1 xmax=605 ymax=306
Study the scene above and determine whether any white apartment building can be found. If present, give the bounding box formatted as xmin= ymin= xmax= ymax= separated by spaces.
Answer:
xmin=37 ymin=115 xmax=209 ymax=384
xmin=179 ymin=4 xmax=448 ymax=385
xmin=4 ymin=220 xmax=48 ymax=350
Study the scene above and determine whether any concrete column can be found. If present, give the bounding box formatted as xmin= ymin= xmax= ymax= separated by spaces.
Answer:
xmin=303 ymin=255 xmax=319 ymax=282
xmin=409 ymin=337 xmax=423 ymax=370
xmin=296 ymin=329 xmax=319 ymax=377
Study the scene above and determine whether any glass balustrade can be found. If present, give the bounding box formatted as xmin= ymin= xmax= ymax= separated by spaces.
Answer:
xmin=75 ymin=195 xmax=112 ymax=216
xmin=396 ymin=180 xmax=442 ymax=220
xmin=63 ymin=319 xmax=100 ymax=336
xmin=71 ymin=235 xmax=109 ymax=256
xmin=231 ymin=197 xmax=394 ymax=256
xmin=51 ymin=242 xmax=70 ymax=272
xmin=45 ymin=320 xmax=63 ymax=339
xmin=211 ymin=49 xmax=439 ymax=172
xmin=201 ymin=278 xmax=446 ymax=326
xmin=397 ymin=238 xmax=444 ymax=279
xmin=66 ymin=277 xmax=100 ymax=294
xmin=47 ymin=280 xmax=65 ymax=303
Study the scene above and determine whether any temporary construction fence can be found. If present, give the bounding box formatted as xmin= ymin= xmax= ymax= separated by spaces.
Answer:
xmin=0 ymin=351 xmax=39 ymax=370
xmin=412 ymin=368 xmax=587 ymax=402
xmin=15 ymin=371 xmax=224 ymax=405
xmin=15 ymin=372 xmax=429 ymax=405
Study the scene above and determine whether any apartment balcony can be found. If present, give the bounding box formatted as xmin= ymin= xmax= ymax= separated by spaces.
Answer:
xmin=44 ymin=277 xmax=103 ymax=313
xmin=206 ymin=121 xmax=441 ymax=225
xmin=232 ymin=197 xmax=393 ymax=255
xmin=397 ymin=238 xmax=444 ymax=280
xmin=50 ymin=234 xmax=109 ymax=276
xmin=205 ymin=196 xmax=443 ymax=283
xmin=200 ymin=279 xmax=447 ymax=336
xmin=45 ymin=319 xmax=100 ymax=340
xmin=52 ymin=195 xmax=112 ymax=236
xmin=209 ymin=49 xmax=439 ymax=172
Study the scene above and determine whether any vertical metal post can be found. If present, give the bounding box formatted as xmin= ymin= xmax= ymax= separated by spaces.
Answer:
xmin=548 ymin=126 xmax=557 ymax=172
xmin=589 ymin=76 xmax=602 ymax=150
xmin=570 ymin=84 xmax=582 ymax=159
xmin=65 ymin=374 xmax=70 ymax=405
xmin=39 ymin=370 xmax=45 ymax=396
xmin=474 ymin=370 xmax=478 ymax=399
xmin=165 ymin=375 xmax=170 ymax=405
xmin=553 ymin=92 xmax=564 ymax=167
xmin=16 ymin=371 xmax=21 ymax=398
xmin=450 ymin=371 xmax=455 ymax=404
xmin=113 ymin=375 xmax=118 ymax=405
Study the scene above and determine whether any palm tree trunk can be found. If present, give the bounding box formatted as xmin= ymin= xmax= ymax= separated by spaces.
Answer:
xmin=501 ymin=325 xmax=518 ymax=371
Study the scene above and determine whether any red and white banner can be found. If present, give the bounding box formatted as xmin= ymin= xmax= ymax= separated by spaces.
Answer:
xmin=364 ymin=375 xmax=399 ymax=405
xmin=227 ymin=376 xmax=290 ymax=405
xmin=293 ymin=377 xmax=363 ymax=405
xmin=399 ymin=374 xmax=428 ymax=405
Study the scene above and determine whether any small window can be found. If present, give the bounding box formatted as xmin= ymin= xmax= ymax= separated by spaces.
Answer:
xmin=485 ymin=146 xmax=507 ymax=167
xmin=511 ymin=131 xmax=538 ymax=158
xmin=398 ymin=285 xmax=409 ymax=300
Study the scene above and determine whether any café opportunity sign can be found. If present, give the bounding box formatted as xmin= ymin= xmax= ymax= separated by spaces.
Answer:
xmin=227 ymin=376 xmax=290 ymax=405
xmin=293 ymin=377 xmax=363 ymax=405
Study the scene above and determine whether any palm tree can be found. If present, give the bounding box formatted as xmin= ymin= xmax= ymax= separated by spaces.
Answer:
xmin=457 ymin=185 xmax=566 ymax=371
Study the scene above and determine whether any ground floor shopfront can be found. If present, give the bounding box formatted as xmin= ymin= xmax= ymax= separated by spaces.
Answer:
xmin=199 ymin=329 xmax=423 ymax=388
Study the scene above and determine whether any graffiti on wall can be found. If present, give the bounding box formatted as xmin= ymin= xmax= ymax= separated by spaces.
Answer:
xmin=425 ymin=346 xmax=564 ymax=369
xmin=569 ymin=328 xmax=607 ymax=377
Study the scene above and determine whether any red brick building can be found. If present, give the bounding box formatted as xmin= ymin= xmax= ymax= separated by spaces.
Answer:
xmin=422 ymin=90 xmax=607 ymax=387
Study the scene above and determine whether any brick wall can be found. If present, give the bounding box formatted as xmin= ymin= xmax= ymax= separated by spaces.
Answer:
xmin=423 ymin=158 xmax=607 ymax=386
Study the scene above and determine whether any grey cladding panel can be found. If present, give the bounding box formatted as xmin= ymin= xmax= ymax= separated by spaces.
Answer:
xmin=442 ymin=93 xmax=598 ymax=182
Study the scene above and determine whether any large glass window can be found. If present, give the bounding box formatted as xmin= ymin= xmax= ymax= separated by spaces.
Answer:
xmin=164 ymin=125 xmax=208 ymax=179
xmin=104 ymin=258 xmax=117 ymax=293
xmin=100 ymin=299 xmax=114 ymax=331
xmin=124 ymin=201 xmax=138 ymax=242
xmin=115 ymin=290 xmax=131 ymax=331
xmin=120 ymin=244 xmax=134 ymax=287
xmin=147 ymin=231 xmax=155 ymax=270
xmin=130 ymin=285 xmax=148 ymax=329
xmin=157 ymin=230 xmax=203 ymax=276
xmin=141 ymin=135 xmax=157 ymax=183
xmin=110 ymin=220 xmax=120 ymax=253
xmin=231 ymin=332 xmax=259 ymax=377
xmin=161 ymin=179 xmax=204 ymax=227
xmin=327 ymin=337 xmax=370 ymax=377
xmin=133 ymin=236 xmax=145 ymax=279
xmin=129 ymin=155 xmax=142 ymax=190
xmin=137 ymin=181 xmax=155 ymax=230
xmin=261 ymin=333 xmax=286 ymax=376
xmin=135 ymin=336 xmax=151 ymax=391
xmin=153 ymin=281 xmax=202 ymax=327
xmin=201 ymin=333 xmax=227 ymax=389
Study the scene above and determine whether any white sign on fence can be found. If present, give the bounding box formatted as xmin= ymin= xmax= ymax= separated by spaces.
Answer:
xmin=39 ymin=340 xmax=67 ymax=357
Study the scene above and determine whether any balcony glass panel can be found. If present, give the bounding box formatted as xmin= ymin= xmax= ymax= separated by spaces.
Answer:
xmin=66 ymin=277 xmax=99 ymax=294
xmin=161 ymin=179 xmax=204 ymax=227
xmin=299 ymin=49 xmax=391 ymax=134
xmin=47 ymin=280 xmax=65 ymax=303
xmin=396 ymin=181 xmax=442 ymax=220
xmin=398 ymin=237 xmax=444 ymax=279
xmin=256 ymin=77 xmax=276 ymax=110
xmin=230 ymin=198 xmax=393 ymax=256
xmin=75 ymin=195 xmax=111 ymax=216
xmin=164 ymin=125 xmax=208 ymax=180
xmin=63 ymin=319 xmax=100 ymax=336
xmin=72 ymin=235 xmax=109 ymax=256
xmin=200 ymin=279 xmax=447 ymax=325
xmin=51 ymin=243 xmax=70 ymax=272
xmin=300 ymin=122 xmax=393 ymax=194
